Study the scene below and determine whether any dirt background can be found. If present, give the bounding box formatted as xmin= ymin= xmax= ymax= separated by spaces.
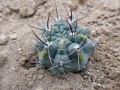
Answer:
xmin=0 ymin=0 xmax=120 ymax=90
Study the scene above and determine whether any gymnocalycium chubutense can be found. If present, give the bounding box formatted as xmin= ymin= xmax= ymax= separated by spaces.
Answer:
xmin=30 ymin=2 xmax=98 ymax=76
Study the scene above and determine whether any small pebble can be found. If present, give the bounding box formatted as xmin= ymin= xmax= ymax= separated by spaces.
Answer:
xmin=83 ymin=75 xmax=88 ymax=79
xmin=75 ymin=74 xmax=83 ymax=82
xmin=79 ymin=0 xmax=87 ymax=4
xmin=117 ymin=57 xmax=120 ymax=61
xmin=109 ymin=70 xmax=119 ymax=80
xmin=113 ymin=33 xmax=119 ymax=37
xmin=0 ymin=6 xmax=3 ymax=12
xmin=93 ymin=82 xmax=98 ymax=89
xmin=4 ymin=8 xmax=12 ymax=15
xmin=112 ymin=49 xmax=119 ymax=53
xmin=104 ymin=68 xmax=110 ymax=74
xmin=0 ymin=18 xmax=3 ymax=23
xmin=104 ymin=84 xmax=112 ymax=90
xmin=114 ymin=53 xmax=119 ymax=57
xmin=101 ymin=44 xmax=109 ymax=50
xmin=19 ymin=51 xmax=22 ymax=54
xmin=19 ymin=57 xmax=27 ymax=66
xmin=18 ymin=48 xmax=22 ymax=51
xmin=0 ymin=34 xmax=8 ymax=45
xmin=97 ymin=35 xmax=105 ymax=44
xmin=91 ymin=30 xmax=96 ymax=35
xmin=18 ymin=48 xmax=23 ymax=54
xmin=0 ymin=54 xmax=7 ymax=67
xmin=102 ymin=85 xmax=106 ymax=88
xmin=106 ymin=53 xmax=111 ymax=59
xmin=97 ymin=83 xmax=102 ymax=87
xmin=38 ymin=75 xmax=44 ymax=80
xmin=116 ymin=82 xmax=120 ymax=87
xmin=19 ymin=0 xmax=36 ymax=17
xmin=10 ymin=34 xmax=17 ymax=40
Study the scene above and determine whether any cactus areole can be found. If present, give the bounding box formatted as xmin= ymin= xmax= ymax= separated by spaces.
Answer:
xmin=31 ymin=4 xmax=96 ymax=74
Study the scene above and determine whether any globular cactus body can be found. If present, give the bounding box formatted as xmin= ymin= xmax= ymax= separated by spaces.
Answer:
xmin=32 ymin=4 xmax=96 ymax=75
xmin=35 ymin=19 xmax=95 ymax=74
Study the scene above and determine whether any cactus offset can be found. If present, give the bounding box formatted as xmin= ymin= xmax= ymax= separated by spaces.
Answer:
xmin=31 ymin=3 xmax=96 ymax=75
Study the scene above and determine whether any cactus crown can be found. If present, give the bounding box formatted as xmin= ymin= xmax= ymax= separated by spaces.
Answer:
xmin=30 ymin=3 xmax=96 ymax=76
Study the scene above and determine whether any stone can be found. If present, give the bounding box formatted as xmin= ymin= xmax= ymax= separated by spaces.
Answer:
xmin=36 ymin=87 xmax=43 ymax=90
xmin=0 ymin=54 xmax=7 ymax=67
xmin=102 ymin=85 xmax=106 ymax=89
xmin=9 ymin=34 xmax=17 ymax=40
xmin=75 ymin=74 xmax=83 ymax=82
xmin=18 ymin=48 xmax=22 ymax=54
xmin=114 ymin=53 xmax=119 ymax=57
xmin=93 ymin=82 xmax=102 ymax=89
xmin=59 ymin=83 xmax=70 ymax=90
xmin=104 ymin=68 xmax=110 ymax=74
xmin=91 ymin=30 xmax=96 ymax=35
xmin=0 ymin=34 xmax=8 ymax=45
xmin=38 ymin=75 xmax=44 ymax=80
xmin=93 ymin=82 xmax=99 ymax=89
xmin=112 ymin=49 xmax=119 ymax=53
xmin=35 ymin=0 xmax=47 ymax=5
xmin=101 ymin=44 xmax=109 ymax=50
xmin=19 ymin=0 xmax=36 ymax=17
xmin=19 ymin=51 xmax=22 ymax=54
xmin=91 ymin=74 xmax=96 ymax=82
xmin=115 ymin=25 xmax=120 ymax=30
xmin=80 ymin=0 xmax=88 ymax=4
xmin=7 ymin=0 xmax=20 ymax=11
xmin=106 ymin=53 xmax=111 ymax=59
xmin=97 ymin=35 xmax=105 ymax=44
xmin=117 ymin=57 xmax=120 ymax=61
xmin=4 ymin=8 xmax=12 ymax=15
xmin=109 ymin=70 xmax=119 ymax=80
xmin=28 ymin=81 xmax=33 ymax=86
xmin=101 ymin=28 xmax=110 ymax=34
xmin=0 ymin=18 xmax=3 ymax=24
xmin=19 ymin=57 xmax=27 ymax=66
xmin=18 ymin=48 xmax=22 ymax=51
xmin=116 ymin=82 xmax=120 ymax=87
xmin=104 ymin=1 xmax=119 ymax=12
xmin=84 ymin=71 xmax=90 ymax=76
xmin=113 ymin=33 xmax=119 ymax=37
xmin=0 ymin=5 xmax=3 ymax=12
xmin=83 ymin=75 xmax=88 ymax=79
xmin=104 ymin=84 xmax=112 ymax=90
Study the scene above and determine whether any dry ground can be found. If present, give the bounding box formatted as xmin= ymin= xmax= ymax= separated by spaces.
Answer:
xmin=0 ymin=0 xmax=120 ymax=90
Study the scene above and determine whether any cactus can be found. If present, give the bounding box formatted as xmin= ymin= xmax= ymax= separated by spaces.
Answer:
xmin=30 ymin=3 xmax=97 ymax=75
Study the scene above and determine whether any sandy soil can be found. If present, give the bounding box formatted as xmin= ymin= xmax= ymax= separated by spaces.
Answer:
xmin=0 ymin=0 xmax=120 ymax=90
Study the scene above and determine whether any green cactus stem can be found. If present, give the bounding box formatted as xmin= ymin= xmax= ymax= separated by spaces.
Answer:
xmin=30 ymin=3 xmax=97 ymax=75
